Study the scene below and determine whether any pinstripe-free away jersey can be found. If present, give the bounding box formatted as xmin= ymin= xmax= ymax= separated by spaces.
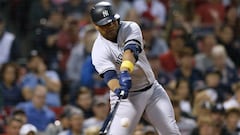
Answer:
xmin=92 ymin=21 xmax=155 ymax=91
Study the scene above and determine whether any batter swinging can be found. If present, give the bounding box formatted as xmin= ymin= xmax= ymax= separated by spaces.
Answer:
xmin=90 ymin=1 xmax=181 ymax=135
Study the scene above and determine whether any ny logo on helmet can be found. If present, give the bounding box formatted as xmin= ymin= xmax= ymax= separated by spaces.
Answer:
xmin=102 ymin=10 xmax=109 ymax=17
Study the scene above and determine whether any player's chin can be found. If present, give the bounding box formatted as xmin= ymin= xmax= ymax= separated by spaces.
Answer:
xmin=105 ymin=33 xmax=116 ymax=39
xmin=107 ymin=30 xmax=115 ymax=35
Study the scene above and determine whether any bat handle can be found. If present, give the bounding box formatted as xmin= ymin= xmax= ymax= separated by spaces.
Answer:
xmin=120 ymin=90 xmax=125 ymax=97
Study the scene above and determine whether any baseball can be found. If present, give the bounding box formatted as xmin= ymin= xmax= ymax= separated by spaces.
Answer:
xmin=120 ymin=117 xmax=130 ymax=127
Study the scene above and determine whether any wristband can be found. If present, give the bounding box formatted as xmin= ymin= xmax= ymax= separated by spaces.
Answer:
xmin=120 ymin=60 xmax=134 ymax=72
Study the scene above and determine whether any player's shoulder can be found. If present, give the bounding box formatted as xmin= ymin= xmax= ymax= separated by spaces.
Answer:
xmin=92 ymin=33 xmax=103 ymax=49
xmin=120 ymin=21 xmax=140 ymax=29
xmin=92 ymin=34 xmax=109 ymax=56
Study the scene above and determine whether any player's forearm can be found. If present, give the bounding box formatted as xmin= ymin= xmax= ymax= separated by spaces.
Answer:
xmin=120 ymin=50 xmax=136 ymax=72
xmin=107 ymin=79 xmax=121 ymax=91
xmin=122 ymin=50 xmax=136 ymax=63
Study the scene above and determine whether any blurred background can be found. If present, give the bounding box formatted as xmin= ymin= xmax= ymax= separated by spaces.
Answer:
xmin=0 ymin=0 xmax=240 ymax=135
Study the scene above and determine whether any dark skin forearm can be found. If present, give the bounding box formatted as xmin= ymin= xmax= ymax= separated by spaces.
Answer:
xmin=120 ymin=50 xmax=136 ymax=71
xmin=107 ymin=50 xmax=135 ymax=91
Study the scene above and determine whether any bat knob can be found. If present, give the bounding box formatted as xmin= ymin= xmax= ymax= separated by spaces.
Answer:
xmin=99 ymin=131 xmax=107 ymax=135
xmin=120 ymin=90 xmax=125 ymax=96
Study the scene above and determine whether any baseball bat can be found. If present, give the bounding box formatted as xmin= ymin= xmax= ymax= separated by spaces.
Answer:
xmin=99 ymin=91 xmax=124 ymax=135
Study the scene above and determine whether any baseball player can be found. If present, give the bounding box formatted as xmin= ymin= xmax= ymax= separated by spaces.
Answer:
xmin=90 ymin=1 xmax=181 ymax=135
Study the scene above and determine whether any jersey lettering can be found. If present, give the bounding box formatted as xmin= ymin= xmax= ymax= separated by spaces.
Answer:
xmin=116 ymin=53 xmax=123 ymax=64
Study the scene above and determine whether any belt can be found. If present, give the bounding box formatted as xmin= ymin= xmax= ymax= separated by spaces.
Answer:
xmin=130 ymin=84 xmax=153 ymax=93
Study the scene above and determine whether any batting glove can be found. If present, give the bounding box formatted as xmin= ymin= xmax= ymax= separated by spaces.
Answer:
xmin=114 ymin=71 xmax=131 ymax=99
xmin=119 ymin=70 xmax=132 ymax=90
xmin=114 ymin=88 xmax=129 ymax=99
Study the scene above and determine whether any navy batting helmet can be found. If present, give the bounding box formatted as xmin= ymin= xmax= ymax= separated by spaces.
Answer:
xmin=90 ymin=1 xmax=120 ymax=26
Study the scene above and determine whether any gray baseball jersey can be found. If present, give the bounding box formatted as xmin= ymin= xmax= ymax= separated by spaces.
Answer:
xmin=92 ymin=21 xmax=180 ymax=135
xmin=92 ymin=21 xmax=155 ymax=91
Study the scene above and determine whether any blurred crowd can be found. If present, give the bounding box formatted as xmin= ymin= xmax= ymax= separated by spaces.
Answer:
xmin=0 ymin=0 xmax=240 ymax=135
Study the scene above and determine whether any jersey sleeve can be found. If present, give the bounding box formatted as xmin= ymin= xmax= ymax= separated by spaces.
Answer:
xmin=124 ymin=22 xmax=143 ymax=49
xmin=92 ymin=40 xmax=116 ymax=76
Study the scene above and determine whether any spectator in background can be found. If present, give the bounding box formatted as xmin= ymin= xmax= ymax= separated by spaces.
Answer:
xmin=62 ymin=0 xmax=87 ymax=17
xmin=57 ymin=15 xmax=80 ymax=73
xmin=28 ymin=0 xmax=55 ymax=31
xmin=204 ymin=71 xmax=225 ymax=103
xmin=174 ymin=78 xmax=192 ymax=116
xmin=224 ymin=82 xmax=240 ymax=110
xmin=3 ymin=118 xmax=23 ymax=135
xmin=168 ymin=0 xmax=194 ymax=25
xmin=172 ymin=98 xmax=196 ymax=135
xmin=210 ymin=103 xmax=230 ymax=135
xmin=51 ymin=0 xmax=68 ymax=6
xmin=223 ymin=6 xmax=240 ymax=39
xmin=217 ymin=25 xmax=240 ymax=68
xmin=58 ymin=108 xmax=84 ymax=135
xmin=12 ymin=109 xmax=27 ymax=124
xmin=79 ymin=26 xmax=106 ymax=90
xmin=166 ymin=0 xmax=194 ymax=36
xmin=16 ymin=85 xmax=56 ymax=132
xmin=21 ymin=51 xmax=61 ymax=106
xmin=195 ymin=34 xmax=234 ymax=73
xmin=221 ymin=0 xmax=238 ymax=7
xmin=195 ymin=34 xmax=216 ymax=73
xmin=160 ymin=26 xmax=186 ymax=74
xmin=0 ymin=62 xmax=23 ymax=107
xmin=19 ymin=124 xmax=38 ymax=135
xmin=236 ymin=1 xmax=240 ymax=13
xmin=147 ymin=55 xmax=170 ymax=86
xmin=133 ymin=0 xmax=166 ymax=26
xmin=140 ymin=19 xmax=168 ymax=57
xmin=74 ymin=87 xmax=94 ymax=119
xmin=66 ymin=24 xmax=85 ymax=92
xmin=194 ymin=0 xmax=225 ymax=27
xmin=78 ymin=26 xmax=97 ymax=88
xmin=192 ymin=90 xmax=213 ymax=117
xmin=67 ymin=25 xmax=98 ymax=100
xmin=83 ymin=96 xmax=109 ymax=130
xmin=124 ymin=8 xmax=141 ymax=25
xmin=34 ymin=8 xmax=64 ymax=71
xmin=193 ymin=80 xmax=218 ymax=104
xmin=223 ymin=108 xmax=240 ymax=134
xmin=190 ymin=114 xmax=216 ymax=135
xmin=174 ymin=46 xmax=203 ymax=91
xmin=0 ymin=15 xmax=20 ymax=66
xmin=0 ymin=86 xmax=2 ymax=110
xmin=208 ymin=45 xmax=239 ymax=93
xmin=110 ymin=0 xmax=131 ymax=20
xmin=61 ymin=0 xmax=88 ymax=25
xmin=45 ymin=108 xmax=70 ymax=135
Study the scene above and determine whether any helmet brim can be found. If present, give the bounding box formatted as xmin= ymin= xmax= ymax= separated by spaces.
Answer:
xmin=95 ymin=14 xmax=120 ymax=26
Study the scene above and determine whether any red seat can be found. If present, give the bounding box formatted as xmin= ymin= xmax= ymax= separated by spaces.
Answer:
xmin=3 ymin=107 xmax=13 ymax=116
xmin=49 ymin=107 xmax=64 ymax=119
xmin=94 ymin=87 xmax=109 ymax=95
